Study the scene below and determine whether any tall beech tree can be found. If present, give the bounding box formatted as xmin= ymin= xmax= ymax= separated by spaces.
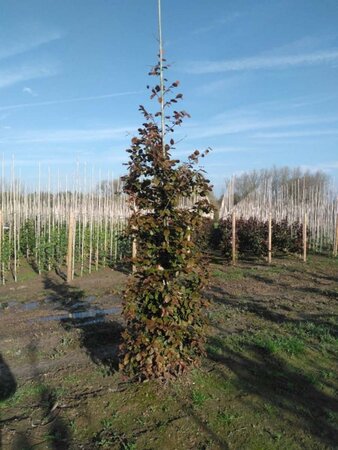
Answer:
xmin=119 ymin=56 xmax=213 ymax=380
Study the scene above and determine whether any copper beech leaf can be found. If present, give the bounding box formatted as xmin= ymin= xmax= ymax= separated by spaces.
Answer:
xmin=119 ymin=53 xmax=213 ymax=381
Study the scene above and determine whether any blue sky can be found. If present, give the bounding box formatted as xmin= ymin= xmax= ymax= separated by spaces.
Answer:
xmin=1 ymin=0 xmax=338 ymax=194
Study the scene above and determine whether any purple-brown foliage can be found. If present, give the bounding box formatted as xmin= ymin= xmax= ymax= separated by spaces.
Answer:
xmin=200 ymin=217 xmax=304 ymax=258
xmin=119 ymin=57 xmax=213 ymax=380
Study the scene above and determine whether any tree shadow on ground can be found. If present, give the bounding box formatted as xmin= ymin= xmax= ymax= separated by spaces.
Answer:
xmin=207 ymin=279 xmax=338 ymax=334
xmin=246 ymin=273 xmax=276 ymax=285
xmin=207 ymin=338 xmax=338 ymax=447
xmin=205 ymin=274 xmax=338 ymax=330
xmin=11 ymin=340 xmax=71 ymax=450
xmin=243 ymin=270 xmax=338 ymax=303
xmin=179 ymin=402 xmax=230 ymax=449
xmin=205 ymin=261 xmax=338 ymax=447
xmin=306 ymin=271 xmax=338 ymax=283
xmin=295 ymin=285 xmax=338 ymax=300
xmin=0 ymin=354 xmax=16 ymax=401
xmin=206 ymin=285 xmax=291 ymax=325
xmin=0 ymin=354 xmax=17 ymax=448
xmin=42 ymin=274 xmax=123 ymax=374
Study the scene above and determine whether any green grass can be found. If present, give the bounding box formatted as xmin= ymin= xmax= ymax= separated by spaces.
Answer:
xmin=252 ymin=333 xmax=305 ymax=356
xmin=208 ymin=331 xmax=305 ymax=358
xmin=285 ymin=321 xmax=337 ymax=346
xmin=0 ymin=380 xmax=68 ymax=412
xmin=0 ymin=383 xmax=49 ymax=409
xmin=263 ymin=403 xmax=279 ymax=416
xmin=191 ymin=389 xmax=208 ymax=407
xmin=217 ymin=411 xmax=239 ymax=425
xmin=212 ymin=267 xmax=244 ymax=281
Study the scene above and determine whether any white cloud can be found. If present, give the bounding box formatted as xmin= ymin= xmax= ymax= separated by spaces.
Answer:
xmin=11 ymin=153 xmax=126 ymax=167
xmin=0 ymin=63 xmax=59 ymax=89
xmin=253 ymin=129 xmax=338 ymax=139
xmin=206 ymin=146 xmax=248 ymax=154
xmin=173 ymin=145 xmax=246 ymax=158
xmin=0 ymin=126 xmax=135 ymax=144
xmin=0 ymin=30 xmax=63 ymax=61
xmin=186 ymin=114 xmax=338 ymax=140
xmin=245 ymin=94 xmax=338 ymax=112
xmin=300 ymin=161 xmax=338 ymax=173
xmin=196 ymin=75 xmax=246 ymax=95
xmin=22 ymin=86 xmax=37 ymax=96
xmin=0 ymin=90 xmax=142 ymax=111
xmin=182 ymin=49 xmax=338 ymax=74
xmin=192 ymin=12 xmax=242 ymax=35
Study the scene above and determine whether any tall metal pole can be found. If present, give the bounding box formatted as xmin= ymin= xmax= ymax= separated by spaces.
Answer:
xmin=158 ymin=0 xmax=166 ymax=157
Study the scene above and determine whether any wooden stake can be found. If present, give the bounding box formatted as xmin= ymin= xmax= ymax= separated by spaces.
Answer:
xmin=67 ymin=214 xmax=75 ymax=283
xmin=132 ymin=237 xmax=137 ymax=273
xmin=72 ymin=216 xmax=76 ymax=280
xmin=333 ymin=215 xmax=338 ymax=257
xmin=232 ymin=211 xmax=236 ymax=265
xmin=268 ymin=213 xmax=272 ymax=264
xmin=303 ymin=213 xmax=307 ymax=262
xmin=0 ymin=210 xmax=3 ymax=284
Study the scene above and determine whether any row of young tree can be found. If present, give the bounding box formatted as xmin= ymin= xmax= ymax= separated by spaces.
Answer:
xmin=1 ymin=165 xmax=336 ymax=285
xmin=198 ymin=218 xmax=303 ymax=258
xmin=1 ymin=163 xmax=336 ymax=286
xmin=220 ymin=169 xmax=338 ymax=253
xmin=0 ymin=173 xmax=129 ymax=284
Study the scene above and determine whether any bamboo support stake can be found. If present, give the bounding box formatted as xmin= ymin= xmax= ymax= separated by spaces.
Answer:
xmin=109 ymin=217 xmax=113 ymax=266
xmin=113 ymin=220 xmax=117 ymax=265
xmin=303 ymin=213 xmax=307 ymax=262
xmin=80 ymin=214 xmax=85 ymax=277
xmin=158 ymin=0 xmax=166 ymax=158
xmin=268 ymin=213 xmax=272 ymax=264
xmin=95 ymin=222 xmax=99 ymax=271
xmin=0 ymin=210 xmax=3 ymax=285
xmin=72 ymin=217 xmax=76 ymax=280
xmin=132 ymin=236 xmax=137 ymax=273
xmin=132 ymin=197 xmax=137 ymax=273
xmin=48 ymin=168 xmax=51 ymax=271
xmin=232 ymin=211 xmax=236 ymax=265
xmin=89 ymin=186 xmax=94 ymax=274
xmin=37 ymin=163 xmax=41 ymax=274
xmin=333 ymin=215 xmax=338 ymax=257
xmin=67 ymin=214 xmax=75 ymax=282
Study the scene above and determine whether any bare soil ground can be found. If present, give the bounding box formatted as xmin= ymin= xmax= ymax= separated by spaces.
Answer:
xmin=0 ymin=255 xmax=337 ymax=449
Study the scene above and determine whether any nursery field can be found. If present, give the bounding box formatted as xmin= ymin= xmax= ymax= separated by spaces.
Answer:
xmin=0 ymin=254 xmax=337 ymax=450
